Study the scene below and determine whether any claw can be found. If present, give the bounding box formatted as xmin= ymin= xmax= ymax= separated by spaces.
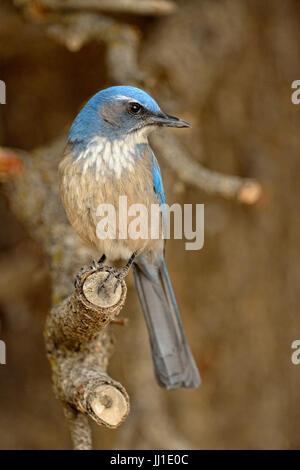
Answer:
xmin=98 ymin=254 xmax=106 ymax=264
xmin=96 ymin=252 xmax=136 ymax=295
xmin=97 ymin=271 xmax=113 ymax=294
xmin=113 ymin=277 xmax=122 ymax=293
xmin=90 ymin=260 xmax=98 ymax=270
xmin=75 ymin=254 xmax=109 ymax=290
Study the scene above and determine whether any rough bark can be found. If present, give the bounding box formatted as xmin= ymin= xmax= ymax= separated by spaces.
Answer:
xmin=45 ymin=260 xmax=129 ymax=447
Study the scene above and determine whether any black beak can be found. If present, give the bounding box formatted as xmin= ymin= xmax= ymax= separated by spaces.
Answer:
xmin=149 ymin=113 xmax=191 ymax=128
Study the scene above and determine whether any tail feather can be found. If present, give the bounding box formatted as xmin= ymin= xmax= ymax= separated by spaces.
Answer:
xmin=133 ymin=259 xmax=201 ymax=390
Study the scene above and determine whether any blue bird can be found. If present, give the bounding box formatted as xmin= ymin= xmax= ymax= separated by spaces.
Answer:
xmin=59 ymin=86 xmax=201 ymax=389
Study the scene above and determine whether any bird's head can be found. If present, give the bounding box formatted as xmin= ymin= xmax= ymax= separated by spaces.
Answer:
xmin=68 ymin=86 xmax=190 ymax=147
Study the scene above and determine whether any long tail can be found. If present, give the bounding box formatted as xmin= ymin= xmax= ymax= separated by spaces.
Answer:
xmin=133 ymin=258 xmax=201 ymax=390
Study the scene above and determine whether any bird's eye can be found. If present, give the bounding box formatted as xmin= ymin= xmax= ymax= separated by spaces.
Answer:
xmin=128 ymin=102 xmax=143 ymax=115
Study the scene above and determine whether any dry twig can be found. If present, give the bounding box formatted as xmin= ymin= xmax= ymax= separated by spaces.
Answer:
xmin=152 ymin=132 xmax=262 ymax=204
xmin=15 ymin=0 xmax=177 ymax=83
xmin=23 ymin=0 xmax=177 ymax=16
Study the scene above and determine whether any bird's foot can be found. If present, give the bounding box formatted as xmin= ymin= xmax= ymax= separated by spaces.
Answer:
xmin=112 ymin=252 xmax=136 ymax=293
xmin=74 ymin=255 xmax=107 ymax=288
xmin=97 ymin=252 xmax=136 ymax=294
xmin=97 ymin=270 xmax=114 ymax=294
xmin=74 ymin=265 xmax=87 ymax=288
xmin=90 ymin=254 xmax=107 ymax=271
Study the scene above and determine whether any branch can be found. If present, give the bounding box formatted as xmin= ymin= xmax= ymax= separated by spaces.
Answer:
xmin=2 ymin=140 xmax=130 ymax=449
xmin=17 ymin=0 xmax=177 ymax=16
xmin=63 ymin=407 xmax=92 ymax=450
xmin=0 ymin=148 xmax=22 ymax=182
xmin=152 ymin=132 xmax=262 ymax=205
xmin=16 ymin=0 xmax=176 ymax=83
xmin=45 ymin=260 xmax=130 ymax=446
xmin=46 ymin=12 xmax=145 ymax=82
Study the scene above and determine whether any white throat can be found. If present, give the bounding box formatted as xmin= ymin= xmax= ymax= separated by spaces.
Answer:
xmin=76 ymin=129 xmax=149 ymax=180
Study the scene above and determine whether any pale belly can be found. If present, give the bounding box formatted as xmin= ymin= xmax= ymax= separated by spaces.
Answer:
xmin=59 ymin=153 xmax=164 ymax=263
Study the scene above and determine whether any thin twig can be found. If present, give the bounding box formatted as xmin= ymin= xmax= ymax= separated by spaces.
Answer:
xmin=18 ymin=0 xmax=177 ymax=16
xmin=64 ymin=405 xmax=93 ymax=450
xmin=152 ymin=132 xmax=262 ymax=204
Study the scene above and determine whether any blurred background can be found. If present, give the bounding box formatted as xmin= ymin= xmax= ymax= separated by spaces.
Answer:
xmin=0 ymin=0 xmax=300 ymax=450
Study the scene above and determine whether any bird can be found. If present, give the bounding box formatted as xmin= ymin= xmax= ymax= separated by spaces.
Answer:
xmin=59 ymin=86 xmax=201 ymax=390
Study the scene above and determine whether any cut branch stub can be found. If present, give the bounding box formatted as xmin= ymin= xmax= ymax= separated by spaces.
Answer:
xmin=44 ymin=260 xmax=130 ymax=445
xmin=80 ymin=375 xmax=130 ymax=428
xmin=61 ymin=358 xmax=130 ymax=429
xmin=45 ymin=261 xmax=127 ymax=351
xmin=77 ymin=264 xmax=126 ymax=311
xmin=91 ymin=384 xmax=128 ymax=427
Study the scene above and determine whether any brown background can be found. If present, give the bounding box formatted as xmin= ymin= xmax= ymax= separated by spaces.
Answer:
xmin=0 ymin=0 xmax=300 ymax=449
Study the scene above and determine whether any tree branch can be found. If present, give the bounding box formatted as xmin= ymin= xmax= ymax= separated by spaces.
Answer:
xmin=45 ymin=259 xmax=130 ymax=446
xmin=16 ymin=0 xmax=176 ymax=84
xmin=63 ymin=406 xmax=92 ymax=450
xmin=17 ymin=0 xmax=177 ymax=16
xmin=16 ymin=0 xmax=177 ymax=16
xmin=2 ymin=140 xmax=130 ymax=449
xmin=152 ymin=132 xmax=262 ymax=205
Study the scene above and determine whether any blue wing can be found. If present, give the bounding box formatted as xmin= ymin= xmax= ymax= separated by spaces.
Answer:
xmin=148 ymin=145 xmax=166 ymax=206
